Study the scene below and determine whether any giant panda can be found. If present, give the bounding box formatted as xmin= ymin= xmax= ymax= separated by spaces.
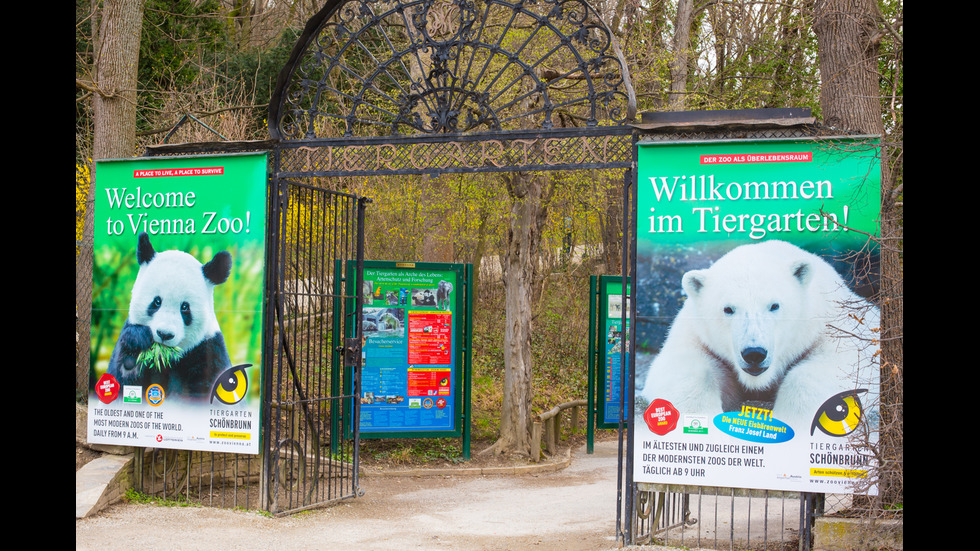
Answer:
xmin=106 ymin=232 xmax=233 ymax=399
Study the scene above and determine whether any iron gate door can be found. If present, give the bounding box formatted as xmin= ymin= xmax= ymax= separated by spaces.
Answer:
xmin=263 ymin=175 xmax=367 ymax=515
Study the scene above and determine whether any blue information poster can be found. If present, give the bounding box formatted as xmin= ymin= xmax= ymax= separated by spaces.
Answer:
xmin=597 ymin=277 xmax=629 ymax=428
xmin=355 ymin=262 xmax=465 ymax=437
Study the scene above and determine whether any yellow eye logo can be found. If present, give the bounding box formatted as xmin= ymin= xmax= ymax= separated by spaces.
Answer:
xmin=811 ymin=390 xmax=866 ymax=437
xmin=210 ymin=364 xmax=252 ymax=405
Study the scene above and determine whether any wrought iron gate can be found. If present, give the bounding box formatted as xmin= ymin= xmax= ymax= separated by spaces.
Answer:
xmin=258 ymin=0 xmax=638 ymax=517
xmin=143 ymin=0 xmax=637 ymax=516
xmin=262 ymin=172 xmax=368 ymax=515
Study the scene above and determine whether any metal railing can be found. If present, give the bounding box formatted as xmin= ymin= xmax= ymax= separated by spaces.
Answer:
xmin=634 ymin=485 xmax=806 ymax=551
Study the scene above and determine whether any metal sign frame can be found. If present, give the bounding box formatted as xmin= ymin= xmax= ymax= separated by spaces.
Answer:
xmin=623 ymin=114 xmax=883 ymax=546
xmin=339 ymin=260 xmax=473 ymax=453
xmin=588 ymin=275 xmax=630 ymax=432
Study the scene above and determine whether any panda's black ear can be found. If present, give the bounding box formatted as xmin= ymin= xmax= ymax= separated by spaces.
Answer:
xmin=203 ymin=251 xmax=232 ymax=285
xmin=137 ymin=232 xmax=155 ymax=265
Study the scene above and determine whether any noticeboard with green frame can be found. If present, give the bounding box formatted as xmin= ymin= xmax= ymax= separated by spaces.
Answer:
xmin=341 ymin=261 xmax=472 ymax=451
xmin=589 ymin=275 xmax=630 ymax=432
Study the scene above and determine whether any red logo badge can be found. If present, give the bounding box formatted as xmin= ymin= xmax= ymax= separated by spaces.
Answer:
xmin=95 ymin=374 xmax=120 ymax=404
xmin=644 ymin=399 xmax=679 ymax=435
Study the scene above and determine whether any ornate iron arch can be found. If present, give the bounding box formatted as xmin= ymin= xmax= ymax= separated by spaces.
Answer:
xmin=269 ymin=0 xmax=637 ymax=140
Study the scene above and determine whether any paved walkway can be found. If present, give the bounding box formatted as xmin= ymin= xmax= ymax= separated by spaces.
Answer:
xmin=76 ymin=439 xmax=676 ymax=551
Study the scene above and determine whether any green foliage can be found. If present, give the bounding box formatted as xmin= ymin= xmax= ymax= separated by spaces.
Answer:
xmin=124 ymin=488 xmax=196 ymax=507
xmin=77 ymin=0 xmax=301 ymax=149
xmin=213 ymin=27 xmax=301 ymax=130
xmin=356 ymin=173 xmax=508 ymax=265
xmin=362 ymin=437 xmax=465 ymax=465
xmin=624 ymin=0 xmax=822 ymax=113
xmin=529 ymin=271 xmax=592 ymax=413
xmin=470 ymin=303 xmax=507 ymax=441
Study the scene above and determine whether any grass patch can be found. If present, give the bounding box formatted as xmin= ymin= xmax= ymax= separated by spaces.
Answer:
xmin=361 ymin=437 xmax=466 ymax=466
xmin=124 ymin=488 xmax=197 ymax=508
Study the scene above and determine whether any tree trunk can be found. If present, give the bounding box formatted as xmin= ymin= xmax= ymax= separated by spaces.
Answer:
xmin=491 ymin=172 xmax=554 ymax=456
xmin=668 ymin=0 xmax=695 ymax=110
xmin=814 ymin=0 xmax=880 ymax=134
xmin=815 ymin=0 xmax=903 ymax=507
xmin=600 ymin=176 xmax=622 ymax=274
xmin=76 ymin=0 xmax=145 ymax=392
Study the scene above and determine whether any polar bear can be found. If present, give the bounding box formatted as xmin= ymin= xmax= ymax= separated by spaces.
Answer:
xmin=640 ymin=240 xmax=879 ymax=427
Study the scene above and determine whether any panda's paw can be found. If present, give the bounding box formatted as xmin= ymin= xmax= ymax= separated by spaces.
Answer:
xmin=117 ymin=323 xmax=154 ymax=355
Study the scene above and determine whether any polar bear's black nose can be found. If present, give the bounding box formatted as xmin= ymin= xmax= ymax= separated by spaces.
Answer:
xmin=157 ymin=330 xmax=175 ymax=342
xmin=741 ymin=347 xmax=768 ymax=374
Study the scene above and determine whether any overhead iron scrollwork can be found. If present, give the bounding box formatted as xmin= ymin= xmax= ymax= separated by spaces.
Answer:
xmin=278 ymin=131 xmax=633 ymax=175
xmin=271 ymin=0 xmax=637 ymax=140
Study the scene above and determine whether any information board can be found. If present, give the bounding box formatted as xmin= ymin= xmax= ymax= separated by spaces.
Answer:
xmin=631 ymin=137 xmax=881 ymax=494
xmin=592 ymin=276 xmax=630 ymax=429
xmin=349 ymin=261 xmax=469 ymax=438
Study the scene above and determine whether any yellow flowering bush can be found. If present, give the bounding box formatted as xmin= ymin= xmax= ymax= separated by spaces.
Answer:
xmin=76 ymin=162 xmax=92 ymax=252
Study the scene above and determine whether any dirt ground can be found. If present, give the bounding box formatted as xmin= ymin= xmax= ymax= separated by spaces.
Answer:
xmin=76 ymin=437 xmax=672 ymax=551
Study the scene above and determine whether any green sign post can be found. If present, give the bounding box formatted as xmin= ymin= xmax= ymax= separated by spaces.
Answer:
xmin=589 ymin=275 xmax=631 ymax=433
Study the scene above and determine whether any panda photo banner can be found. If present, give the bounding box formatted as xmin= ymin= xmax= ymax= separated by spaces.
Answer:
xmin=632 ymin=138 xmax=881 ymax=494
xmin=88 ymin=152 xmax=268 ymax=455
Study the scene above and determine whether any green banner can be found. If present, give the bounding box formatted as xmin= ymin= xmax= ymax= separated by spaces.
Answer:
xmin=632 ymin=137 xmax=882 ymax=495
xmin=87 ymin=152 xmax=268 ymax=454
xmin=637 ymin=138 xmax=879 ymax=253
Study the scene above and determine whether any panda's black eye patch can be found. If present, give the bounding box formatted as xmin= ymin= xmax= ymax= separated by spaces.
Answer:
xmin=181 ymin=301 xmax=193 ymax=326
xmin=723 ymin=306 xmax=735 ymax=315
xmin=148 ymin=296 xmax=162 ymax=316
xmin=770 ymin=303 xmax=780 ymax=312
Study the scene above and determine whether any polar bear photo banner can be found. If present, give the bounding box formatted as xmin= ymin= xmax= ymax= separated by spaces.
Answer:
xmin=632 ymin=138 xmax=881 ymax=494
xmin=87 ymin=152 xmax=268 ymax=455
